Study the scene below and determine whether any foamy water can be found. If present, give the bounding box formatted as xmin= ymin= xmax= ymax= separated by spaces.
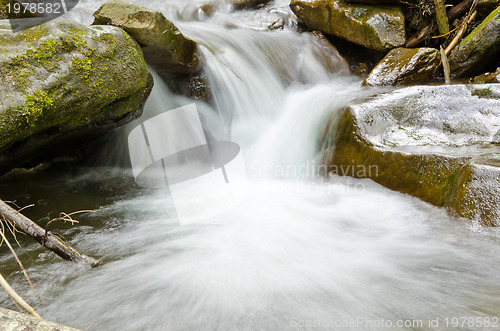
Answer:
xmin=0 ymin=1 xmax=499 ymax=330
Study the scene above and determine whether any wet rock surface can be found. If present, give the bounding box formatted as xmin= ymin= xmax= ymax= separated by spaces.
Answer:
xmin=232 ymin=0 xmax=271 ymax=10
xmin=474 ymin=67 xmax=500 ymax=83
xmin=363 ymin=47 xmax=441 ymax=86
xmin=159 ymin=70 xmax=213 ymax=101
xmin=322 ymin=84 xmax=500 ymax=225
xmin=93 ymin=0 xmax=202 ymax=73
xmin=290 ymin=0 xmax=405 ymax=51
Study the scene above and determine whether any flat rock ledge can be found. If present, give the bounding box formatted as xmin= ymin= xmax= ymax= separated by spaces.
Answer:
xmin=0 ymin=307 xmax=82 ymax=331
xmin=322 ymin=84 xmax=500 ymax=225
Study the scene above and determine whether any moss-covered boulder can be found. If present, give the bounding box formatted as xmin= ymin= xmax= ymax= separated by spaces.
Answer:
xmin=363 ymin=47 xmax=441 ymax=86
xmin=232 ymin=0 xmax=271 ymax=10
xmin=289 ymin=0 xmax=405 ymax=51
xmin=93 ymin=0 xmax=201 ymax=74
xmin=321 ymin=84 xmax=500 ymax=225
xmin=449 ymin=6 xmax=500 ymax=78
xmin=0 ymin=18 xmax=153 ymax=175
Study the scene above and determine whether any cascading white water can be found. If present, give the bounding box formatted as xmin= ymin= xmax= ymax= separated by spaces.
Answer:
xmin=1 ymin=1 xmax=500 ymax=331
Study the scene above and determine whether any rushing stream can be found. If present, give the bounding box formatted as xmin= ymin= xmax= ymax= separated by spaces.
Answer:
xmin=1 ymin=1 xmax=500 ymax=330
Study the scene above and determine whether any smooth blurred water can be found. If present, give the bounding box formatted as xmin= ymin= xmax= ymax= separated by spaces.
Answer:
xmin=0 ymin=1 xmax=499 ymax=330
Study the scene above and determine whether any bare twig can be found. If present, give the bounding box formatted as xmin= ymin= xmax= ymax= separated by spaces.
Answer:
xmin=44 ymin=210 xmax=94 ymax=235
xmin=0 ymin=272 xmax=42 ymax=319
xmin=0 ymin=221 xmax=40 ymax=301
xmin=406 ymin=0 xmax=475 ymax=48
xmin=0 ymin=200 xmax=100 ymax=266
xmin=18 ymin=204 xmax=35 ymax=213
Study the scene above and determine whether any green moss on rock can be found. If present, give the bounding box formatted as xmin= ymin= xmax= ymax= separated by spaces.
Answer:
xmin=0 ymin=18 xmax=152 ymax=175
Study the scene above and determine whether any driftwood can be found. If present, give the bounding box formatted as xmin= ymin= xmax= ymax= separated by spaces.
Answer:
xmin=0 ymin=200 xmax=99 ymax=266
xmin=406 ymin=0 xmax=475 ymax=48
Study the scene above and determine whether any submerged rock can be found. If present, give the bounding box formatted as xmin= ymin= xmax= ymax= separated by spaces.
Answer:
xmin=232 ymin=0 xmax=271 ymax=10
xmin=0 ymin=0 xmax=38 ymax=19
xmin=345 ymin=0 xmax=399 ymax=3
xmin=224 ymin=10 xmax=285 ymax=31
xmin=0 ymin=19 xmax=152 ymax=175
xmin=289 ymin=0 xmax=405 ymax=51
xmin=322 ymin=84 xmax=500 ymax=225
xmin=159 ymin=71 xmax=212 ymax=101
xmin=93 ymin=0 xmax=201 ymax=74
xmin=363 ymin=47 xmax=441 ymax=86
xmin=0 ymin=307 xmax=82 ymax=331
xmin=449 ymin=6 xmax=500 ymax=78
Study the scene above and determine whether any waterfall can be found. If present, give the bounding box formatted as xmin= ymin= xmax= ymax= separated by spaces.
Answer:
xmin=2 ymin=2 xmax=500 ymax=331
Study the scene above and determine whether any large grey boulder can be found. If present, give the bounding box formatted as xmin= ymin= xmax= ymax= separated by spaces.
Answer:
xmin=0 ymin=19 xmax=153 ymax=175
xmin=449 ymin=6 xmax=500 ymax=78
xmin=93 ymin=0 xmax=201 ymax=74
xmin=322 ymin=84 xmax=500 ymax=225
xmin=290 ymin=0 xmax=405 ymax=51
xmin=364 ymin=47 xmax=441 ymax=86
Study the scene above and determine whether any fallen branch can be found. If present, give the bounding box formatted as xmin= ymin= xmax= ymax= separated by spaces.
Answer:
xmin=406 ymin=0 xmax=475 ymax=48
xmin=0 ymin=200 xmax=100 ymax=266
xmin=444 ymin=10 xmax=477 ymax=55
xmin=0 ymin=272 xmax=41 ymax=319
